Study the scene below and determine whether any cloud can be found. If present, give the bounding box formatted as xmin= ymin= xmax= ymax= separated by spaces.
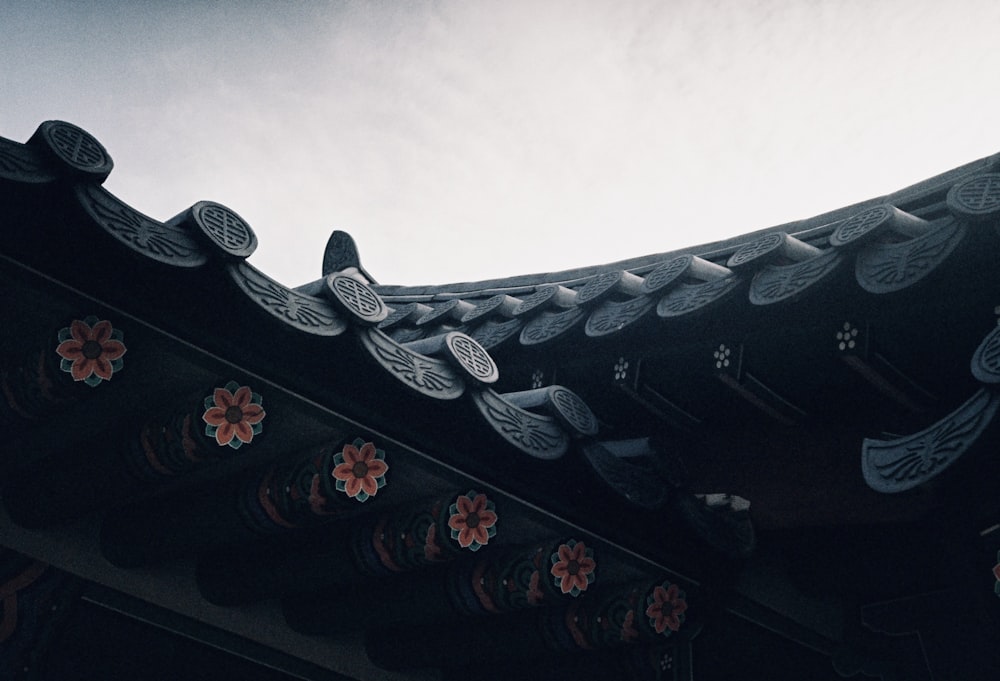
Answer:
xmin=4 ymin=0 xmax=1000 ymax=285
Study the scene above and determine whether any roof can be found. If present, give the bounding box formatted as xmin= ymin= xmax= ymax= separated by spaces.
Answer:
xmin=2 ymin=120 xmax=999 ymax=680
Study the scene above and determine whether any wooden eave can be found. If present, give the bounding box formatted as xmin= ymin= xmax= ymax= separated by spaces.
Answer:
xmin=2 ymin=121 xmax=999 ymax=680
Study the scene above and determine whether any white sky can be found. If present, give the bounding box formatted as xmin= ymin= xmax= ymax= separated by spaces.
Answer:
xmin=3 ymin=0 xmax=1000 ymax=286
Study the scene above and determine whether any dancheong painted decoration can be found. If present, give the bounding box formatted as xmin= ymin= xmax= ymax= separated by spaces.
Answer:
xmin=1 ymin=120 xmax=999 ymax=680
xmin=55 ymin=316 xmax=126 ymax=387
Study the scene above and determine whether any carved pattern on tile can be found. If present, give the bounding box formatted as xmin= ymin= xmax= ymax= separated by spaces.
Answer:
xmin=447 ymin=334 xmax=499 ymax=383
xmin=387 ymin=326 xmax=426 ymax=344
xmin=469 ymin=318 xmax=523 ymax=349
xmin=855 ymin=222 xmax=965 ymax=294
xmin=462 ymin=294 xmax=507 ymax=323
xmin=195 ymin=203 xmax=257 ymax=258
xmin=231 ymin=262 xmax=347 ymax=335
xmin=77 ymin=184 xmax=208 ymax=266
xmin=585 ymin=296 xmax=656 ymax=336
xmin=972 ymin=323 xmax=1000 ymax=384
xmin=329 ymin=275 xmax=387 ymax=324
xmin=378 ymin=302 xmax=419 ymax=329
xmin=641 ymin=255 xmax=692 ymax=293
xmin=40 ymin=121 xmax=112 ymax=177
xmin=472 ymin=389 xmax=568 ymax=459
xmin=520 ymin=307 xmax=586 ymax=345
xmin=550 ymin=387 xmax=599 ymax=436
xmin=657 ymin=276 xmax=740 ymax=318
xmin=727 ymin=233 xmax=783 ymax=268
xmin=416 ymin=299 xmax=461 ymax=325
xmin=360 ymin=329 xmax=464 ymax=399
xmin=749 ymin=251 xmax=842 ymax=305
xmin=862 ymin=388 xmax=999 ymax=493
xmin=514 ymin=285 xmax=558 ymax=316
xmin=947 ymin=173 xmax=1000 ymax=219
xmin=576 ymin=271 xmax=622 ymax=305
xmin=830 ymin=206 xmax=892 ymax=247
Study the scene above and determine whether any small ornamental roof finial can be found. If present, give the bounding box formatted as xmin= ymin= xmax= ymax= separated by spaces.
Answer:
xmin=322 ymin=230 xmax=377 ymax=284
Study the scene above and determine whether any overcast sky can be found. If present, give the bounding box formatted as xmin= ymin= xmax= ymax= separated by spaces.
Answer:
xmin=3 ymin=0 xmax=1000 ymax=286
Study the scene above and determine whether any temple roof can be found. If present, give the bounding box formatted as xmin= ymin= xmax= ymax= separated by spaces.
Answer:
xmin=2 ymin=121 xmax=999 ymax=680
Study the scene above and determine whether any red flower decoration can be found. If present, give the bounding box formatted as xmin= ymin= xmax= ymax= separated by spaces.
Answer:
xmin=331 ymin=441 xmax=388 ymax=502
xmin=55 ymin=318 xmax=126 ymax=386
xmin=202 ymin=383 xmax=265 ymax=448
xmin=645 ymin=582 xmax=688 ymax=635
xmin=549 ymin=540 xmax=597 ymax=596
xmin=448 ymin=492 xmax=498 ymax=551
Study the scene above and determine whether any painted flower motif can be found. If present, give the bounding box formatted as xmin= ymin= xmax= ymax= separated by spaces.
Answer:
xmin=549 ymin=539 xmax=597 ymax=596
xmin=55 ymin=316 xmax=126 ymax=387
xmin=531 ymin=368 xmax=545 ymax=389
xmin=202 ymin=381 xmax=265 ymax=449
xmin=331 ymin=439 xmax=388 ymax=502
xmin=645 ymin=581 xmax=688 ymax=635
xmin=447 ymin=491 xmax=498 ymax=551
